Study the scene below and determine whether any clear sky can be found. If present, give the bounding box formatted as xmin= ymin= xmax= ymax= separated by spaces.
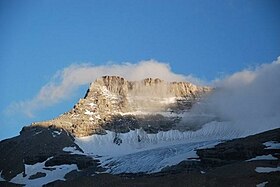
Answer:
xmin=0 ymin=0 xmax=280 ymax=140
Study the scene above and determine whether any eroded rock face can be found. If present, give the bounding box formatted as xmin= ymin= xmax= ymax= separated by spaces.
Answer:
xmin=30 ymin=76 xmax=211 ymax=137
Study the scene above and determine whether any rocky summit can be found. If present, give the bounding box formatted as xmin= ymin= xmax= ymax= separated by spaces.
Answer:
xmin=0 ymin=76 xmax=279 ymax=187
xmin=30 ymin=76 xmax=211 ymax=137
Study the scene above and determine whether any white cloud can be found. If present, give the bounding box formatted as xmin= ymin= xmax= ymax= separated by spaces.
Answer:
xmin=192 ymin=57 xmax=280 ymax=134
xmin=6 ymin=60 xmax=201 ymax=117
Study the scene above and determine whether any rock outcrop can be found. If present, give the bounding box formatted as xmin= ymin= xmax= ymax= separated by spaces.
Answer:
xmin=0 ymin=126 xmax=100 ymax=181
xmin=30 ymin=76 xmax=211 ymax=137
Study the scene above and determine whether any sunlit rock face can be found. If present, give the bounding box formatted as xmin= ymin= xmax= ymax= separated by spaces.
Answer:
xmin=31 ymin=76 xmax=211 ymax=137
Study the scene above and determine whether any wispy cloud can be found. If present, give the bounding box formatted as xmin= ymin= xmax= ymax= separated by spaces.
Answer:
xmin=5 ymin=60 xmax=201 ymax=117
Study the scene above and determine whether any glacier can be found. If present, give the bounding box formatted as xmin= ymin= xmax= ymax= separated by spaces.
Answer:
xmin=74 ymin=120 xmax=247 ymax=174
xmin=101 ymin=140 xmax=219 ymax=174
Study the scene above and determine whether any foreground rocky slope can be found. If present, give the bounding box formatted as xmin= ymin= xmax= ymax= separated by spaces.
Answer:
xmin=45 ymin=128 xmax=280 ymax=186
xmin=1 ymin=126 xmax=279 ymax=187
xmin=0 ymin=126 xmax=102 ymax=182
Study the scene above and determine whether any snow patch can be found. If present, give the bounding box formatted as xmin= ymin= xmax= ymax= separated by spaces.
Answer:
xmin=10 ymin=157 xmax=78 ymax=187
xmin=33 ymin=131 xmax=43 ymax=136
xmin=247 ymin=154 xmax=278 ymax=161
xmin=84 ymin=109 xmax=94 ymax=116
xmin=88 ymin=102 xmax=97 ymax=107
xmin=52 ymin=130 xmax=61 ymax=137
xmin=263 ymin=141 xmax=280 ymax=149
xmin=255 ymin=166 xmax=280 ymax=173
xmin=256 ymin=181 xmax=268 ymax=187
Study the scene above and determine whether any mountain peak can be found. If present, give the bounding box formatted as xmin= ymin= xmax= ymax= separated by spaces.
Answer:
xmin=30 ymin=76 xmax=211 ymax=137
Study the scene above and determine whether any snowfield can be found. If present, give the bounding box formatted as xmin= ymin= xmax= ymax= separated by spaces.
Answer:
xmin=10 ymin=157 xmax=79 ymax=187
xmin=76 ymin=121 xmax=244 ymax=155
xmin=74 ymin=121 xmax=247 ymax=174
xmin=255 ymin=166 xmax=280 ymax=173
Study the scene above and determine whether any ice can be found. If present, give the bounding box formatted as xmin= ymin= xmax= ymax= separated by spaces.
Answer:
xmin=255 ymin=166 xmax=280 ymax=173
xmin=247 ymin=154 xmax=278 ymax=161
xmin=256 ymin=181 xmax=268 ymax=187
xmin=263 ymin=141 xmax=280 ymax=149
xmin=10 ymin=157 xmax=79 ymax=187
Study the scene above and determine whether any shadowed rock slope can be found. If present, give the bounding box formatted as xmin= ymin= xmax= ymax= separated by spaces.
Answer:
xmin=0 ymin=126 xmax=101 ymax=182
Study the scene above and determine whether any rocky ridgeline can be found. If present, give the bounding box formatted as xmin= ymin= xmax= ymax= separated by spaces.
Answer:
xmin=30 ymin=76 xmax=211 ymax=137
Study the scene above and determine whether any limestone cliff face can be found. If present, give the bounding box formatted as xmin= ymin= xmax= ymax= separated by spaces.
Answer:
xmin=31 ymin=76 xmax=211 ymax=137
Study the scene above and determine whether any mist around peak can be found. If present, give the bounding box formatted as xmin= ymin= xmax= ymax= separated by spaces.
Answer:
xmin=186 ymin=57 xmax=280 ymax=136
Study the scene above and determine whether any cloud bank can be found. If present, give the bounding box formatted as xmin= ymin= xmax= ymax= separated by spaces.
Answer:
xmin=191 ymin=57 xmax=280 ymax=135
xmin=6 ymin=60 xmax=199 ymax=117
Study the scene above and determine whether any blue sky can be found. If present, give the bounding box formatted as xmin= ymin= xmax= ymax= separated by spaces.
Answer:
xmin=0 ymin=0 xmax=280 ymax=140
